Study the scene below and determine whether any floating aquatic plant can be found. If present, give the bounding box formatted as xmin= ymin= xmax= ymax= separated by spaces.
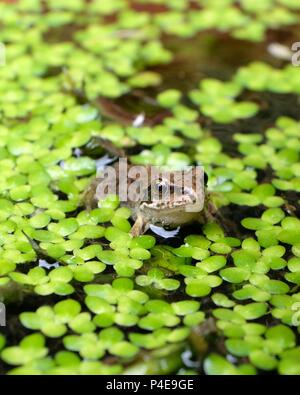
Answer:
xmin=1 ymin=0 xmax=300 ymax=377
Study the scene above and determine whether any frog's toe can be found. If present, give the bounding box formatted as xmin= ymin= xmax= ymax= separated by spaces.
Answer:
xmin=95 ymin=154 xmax=117 ymax=171
xmin=130 ymin=215 xmax=148 ymax=237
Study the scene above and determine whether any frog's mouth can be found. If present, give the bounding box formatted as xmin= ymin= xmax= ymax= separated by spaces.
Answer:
xmin=141 ymin=194 xmax=204 ymax=212
xmin=140 ymin=181 xmax=205 ymax=212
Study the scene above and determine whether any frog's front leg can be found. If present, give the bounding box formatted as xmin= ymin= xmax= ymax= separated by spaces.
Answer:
xmin=203 ymin=199 xmax=218 ymax=221
xmin=130 ymin=214 xmax=149 ymax=237
xmin=198 ymin=193 xmax=224 ymax=226
xmin=202 ymin=199 xmax=237 ymax=236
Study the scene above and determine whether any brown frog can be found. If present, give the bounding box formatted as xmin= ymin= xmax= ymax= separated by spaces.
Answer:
xmin=84 ymin=159 xmax=217 ymax=237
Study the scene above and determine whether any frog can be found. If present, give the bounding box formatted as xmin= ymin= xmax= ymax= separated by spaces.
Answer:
xmin=83 ymin=158 xmax=217 ymax=237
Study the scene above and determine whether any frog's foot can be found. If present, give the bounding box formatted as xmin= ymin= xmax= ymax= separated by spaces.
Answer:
xmin=91 ymin=136 xmax=126 ymax=158
xmin=95 ymin=154 xmax=117 ymax=171
xmin=130 ymin=215 xmax=148 ymax=237
xmin=149 ymin=224 xmax=180 ymax=238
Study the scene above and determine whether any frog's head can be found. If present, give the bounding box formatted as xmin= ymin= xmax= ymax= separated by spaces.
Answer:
xmin=138 ymin=167 xmax=206 ymax=227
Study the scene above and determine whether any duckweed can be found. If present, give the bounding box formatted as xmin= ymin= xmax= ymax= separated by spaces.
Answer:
xmin=1 ymin=0 xmax=300 ymax=377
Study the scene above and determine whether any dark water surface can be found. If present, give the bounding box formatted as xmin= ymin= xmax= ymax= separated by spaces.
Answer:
xmin=1 ymin=16 xmax=300 ymax=373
